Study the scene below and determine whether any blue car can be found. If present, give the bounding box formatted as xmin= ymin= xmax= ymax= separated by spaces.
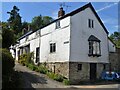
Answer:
xmin=101 ymin=71 xmax=119 ymax=80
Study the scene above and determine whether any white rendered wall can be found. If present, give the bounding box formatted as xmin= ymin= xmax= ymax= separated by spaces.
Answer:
xmin=70 ymin=7 xmax=109 ymax=63
xmin=108 ymin=39 xmax=116 ymax=52
xmin=40 ymin=16 xmax=70 ymax=63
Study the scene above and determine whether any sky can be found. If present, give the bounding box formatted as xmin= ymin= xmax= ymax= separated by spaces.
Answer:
xmin=1 ymin=2 xmax=119 ymax=35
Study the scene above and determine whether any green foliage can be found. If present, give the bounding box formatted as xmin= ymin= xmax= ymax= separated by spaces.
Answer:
xmin=2 ymin=23 xmax=15 ymax=49
xmin=53 ymin=74 xmax=64 ymax=82
xmin=109 ymin=31 xmax=120 ymax=48
xmin=18 ymin=54 xmax=27 ymax=66
xmin=18 ymin=52 xmax=34 ymax=66
xmin=31 ymin=15 xmax=43 ymax=31
xmin=47 ymin=72 xmax=64 ymax=82
xmin=47 ymin=72 xmax=55 ymax=79
xmin=31 ymin=15 xmax=54 ymax=31
xmin=63 ymin=79 xmax=70 ymax=85
xmin=7 ymin=6 xmax=22 ymax=35
xmin=39 ymin=65 xmax=48 ymax=74
xmin=27 ymin=63 xmax=38 ymax=71
xmin=1 ymin=48 xmax=15 ymax=75
xmin=42 ymin=16 xmax=53 ymax=25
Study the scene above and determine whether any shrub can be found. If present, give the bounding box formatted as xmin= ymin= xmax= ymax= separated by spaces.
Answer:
xmin=18 ymin=52 xmax=34 ymax=66
xmin=39 ymin=65 xmax=48 ymax=74
xmin=1 ymin=48 xmax=15 ymax=75
xmin=47 ymin=72 xmax=55 ymax=79
xmin=54 ymin=74 xmax=64 ymax=82
xmin=18 ymin=54 xmax=27 ymax=66
xmin=63 ymin=79 xmax=70 ymax=85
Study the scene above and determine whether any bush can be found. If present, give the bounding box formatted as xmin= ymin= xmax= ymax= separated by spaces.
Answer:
xmin=46 ymin=71 xmax=64 ymax=82
xmin=1 ymin=48 xmax=15 ymax=75
xmin=39 ymin=65 xmax=48 ymax=74
xmin=54 ymin=74 xmax=64 ymax=82
xmin=18 ymin=54 xmax=27 ymax=66
xmin=18 ymin=52 xmax=34 ymax=66
xmin=1 ymin=48 xmax=16 ymax=88
xmin=63 ymin=79 xmax=70 ymax=85
xmin=47 ymin=72 xmax=55 ymax=79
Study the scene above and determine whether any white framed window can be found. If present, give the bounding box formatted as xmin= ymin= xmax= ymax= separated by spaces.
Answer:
xmin=50 ymin=43 xmax=56 ymax=53
xmin=88 ymin=19 xmax=94 ymax=28
xmin=56 ymin=20 xmax=60 ymax=29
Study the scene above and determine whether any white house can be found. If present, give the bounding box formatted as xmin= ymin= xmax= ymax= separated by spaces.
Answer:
xmin=10 ymin=3 xmax=115 ymax=84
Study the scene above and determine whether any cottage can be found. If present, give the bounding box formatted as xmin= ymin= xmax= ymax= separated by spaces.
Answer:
xmin=10 ymin=3 xmax=113 ymax=84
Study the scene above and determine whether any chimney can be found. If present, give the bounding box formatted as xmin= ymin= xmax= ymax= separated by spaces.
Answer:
xmin=58 ymin=7 xmax=65 ymax=18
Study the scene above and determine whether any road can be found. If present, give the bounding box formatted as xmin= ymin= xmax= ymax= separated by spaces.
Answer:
xmin=14 ymin=62 xmax=68 ymax=88
xmin=14 ymin=62 xmax=120 ymax=89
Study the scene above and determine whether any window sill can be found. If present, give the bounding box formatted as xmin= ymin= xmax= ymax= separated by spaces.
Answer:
xmin=88 ymin=54 xmax=101 ymax=57
xmin=49 ymin=52 xmax=56 ymax=54
xmin=55 ymin=27 xmax=61 ymax=29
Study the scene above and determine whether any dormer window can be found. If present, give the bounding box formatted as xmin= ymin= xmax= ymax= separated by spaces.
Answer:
xmin=56 ymin=20 xmax=60 ymax=29
xmin=88 ymin=35 xmax=101 ymax=57
xmin=88 ymin=19 xmax=94 ymax=28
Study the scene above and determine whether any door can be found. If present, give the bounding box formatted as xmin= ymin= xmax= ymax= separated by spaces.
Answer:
xmin=90 ymin=63 xmax=97 ymax=80
xmin=36 ymin=47 xmax=40 ymax=63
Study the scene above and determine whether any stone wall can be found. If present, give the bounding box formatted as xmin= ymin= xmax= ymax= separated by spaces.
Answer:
xmin=69 ymin=62 xmax=89 ymax=84
xmin=109 ymin=48 xmax=120 ymax=72
xmin=44 ymin=62 xmax=106 ymax=84
xmin=45 ymin=62 xmax=69 ymax=78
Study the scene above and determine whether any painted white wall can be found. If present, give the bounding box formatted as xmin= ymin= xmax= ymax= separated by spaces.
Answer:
xmin=70 ymin=7 xmax=109 ymax=63
xmin=40 ymin=16 xmax=70 ymax=63
xmin=10 ymin=49 xmax=15 ymax=58
xmin=14 ymin=7 xmax=109 ymax=64
xmin=108 ymin=39 xmax=116 ymax=52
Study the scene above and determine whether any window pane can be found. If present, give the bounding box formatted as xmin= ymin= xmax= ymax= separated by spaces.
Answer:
xmin=89 ymin=41 xmax=93 ymax=54
xmin=78 ymin=64 xmax=82 ymax=70
xmin=56 ymin=21 xmax=60 ymax=29
xmin=88 ymin=19 xmax=91 ymax=28
xmin=97 ymin=42 xmax=100 ymax=55
xmin=50 ymin=43 xmax=56 ymax=53
xmin=92 ymin=20 xmax=94 ymax=28
xmin=93 ymin=41 xmax=96 ymax=54
xmin=53 ymin=43 xmax=56 ymax=52
xmin=50 ymin=44 xmax=53 ymax=53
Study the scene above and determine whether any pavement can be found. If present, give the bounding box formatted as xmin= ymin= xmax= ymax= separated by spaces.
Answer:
xmin=14 ymin=62 xmax=120 ymax=89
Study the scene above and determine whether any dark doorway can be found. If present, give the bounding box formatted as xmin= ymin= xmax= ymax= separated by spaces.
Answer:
xmin=36 ymin=47 xmax=40 ymax=63
xmin=90 ymin=63 xmax=97 ymax=80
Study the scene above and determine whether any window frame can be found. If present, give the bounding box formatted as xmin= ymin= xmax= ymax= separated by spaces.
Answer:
xmin=88 ymin=19 xmax=94 ymax=28
xmin=88 ymin=35 xmax=101 ymax=57
xmin=56 ymin=20 xmax=60 ymax=29
xmin=50 ymin=43 xmax=56 ymax=53
xmin=78 ymin=64 xmax=82 ymax=71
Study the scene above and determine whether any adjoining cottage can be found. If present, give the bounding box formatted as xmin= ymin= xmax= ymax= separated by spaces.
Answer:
xmin=10 ymin=3 xmax=116 ymax=84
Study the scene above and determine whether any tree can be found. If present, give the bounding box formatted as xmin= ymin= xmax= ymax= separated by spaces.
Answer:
xmin=31 ymin=15 xmax=43 ymax=31
xmin=21 ymin=21 xmax=30 ymax=34
xmin=42 ymin=16 xmax=53 ymax=26
xmin=2 ymin=22 xmax=15 ymax=49
xmin=109 ymin=31 xmax=120 ymax=48
xmin=7 ymin=6 xmax=22 ymax=35
xmin=31 ymin=15 xmax=54 ymax=31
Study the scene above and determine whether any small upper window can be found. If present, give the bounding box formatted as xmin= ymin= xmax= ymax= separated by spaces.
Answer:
xmin=88 ymin=19 xmax=94 ymax=28
xmin=50 ymin=43 xmax=56 ymax=53
xmin=56 ymin=20 xmax=60 ymax=29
